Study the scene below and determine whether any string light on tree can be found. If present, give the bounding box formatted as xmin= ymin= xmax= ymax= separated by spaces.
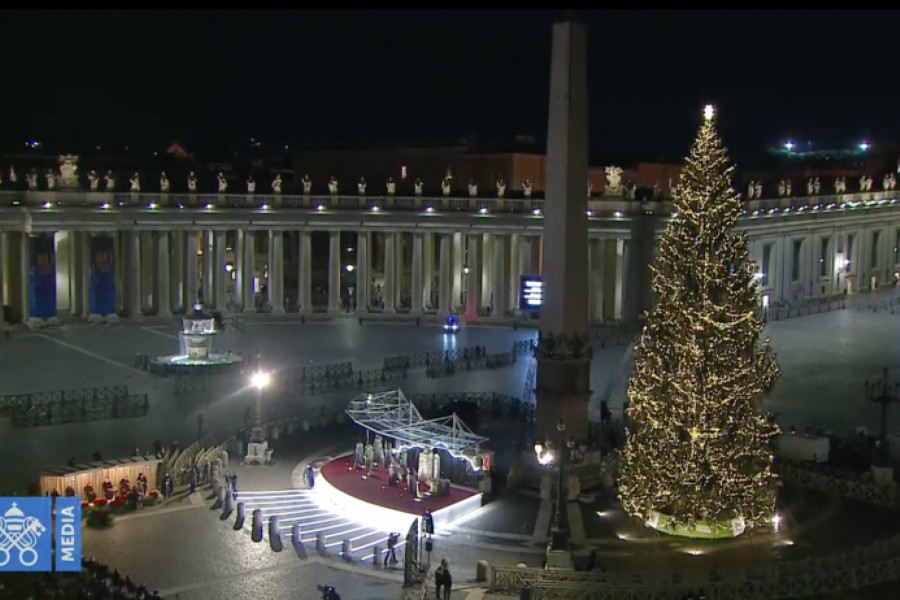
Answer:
xmin=618 ymin=104 xmax=781 ymax=539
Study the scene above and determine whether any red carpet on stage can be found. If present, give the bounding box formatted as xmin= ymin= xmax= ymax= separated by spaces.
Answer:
xmin=320 ymin=455 xmax=478 ymax=515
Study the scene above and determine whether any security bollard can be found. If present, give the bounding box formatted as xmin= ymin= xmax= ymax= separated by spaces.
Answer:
xmin=341 ymin=538 xmax=352 ymax=560
xmin=234 ymin=502 xmax=245 ymax=530
xmin=269 ymin=515 xmax=282 ymax=552
xmin=214 ymin=485 xmax=225 ymax=509
xmin=223 ymin=490 xmax=234 ymax=516
xmin=476 ymin=560 xmax=489 ymax=583
xmin=372 ymin=545 xmax=381 ymax=569
xmin=251 ymin=509 xmax=263 ymax=543
xmin=291 ymin=523 xmax=302 ymax=546
xmin=316 ymin=531 xmax=325 ymax=551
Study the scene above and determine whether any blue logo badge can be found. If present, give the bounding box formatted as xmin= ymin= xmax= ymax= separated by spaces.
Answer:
xmin=54 ymin=497 xmax=82 ymax=572
xmin=0 ymin=497 xmax=52 ymax=572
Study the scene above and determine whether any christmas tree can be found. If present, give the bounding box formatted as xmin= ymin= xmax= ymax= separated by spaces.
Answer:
xmin=618 ymin=105 xmax=781 ymax=536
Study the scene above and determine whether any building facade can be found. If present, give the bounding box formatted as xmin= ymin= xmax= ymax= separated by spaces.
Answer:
xmin=1 ymin=187 xmax=898 ymax=325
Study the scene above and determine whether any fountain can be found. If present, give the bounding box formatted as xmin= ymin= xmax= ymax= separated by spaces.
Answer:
xmin=148 ymin=304 xmax=243 ymax=375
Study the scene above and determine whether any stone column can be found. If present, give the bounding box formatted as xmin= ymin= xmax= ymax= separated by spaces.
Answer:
xmin=423 ymin=233 xmax=434 ymax=310
xmin=184 ymin=231 xmax=199 ymax=309
xmin=481 ymin=233 xmax=494 ymax=308
xmin=451 ymin=232 xmax=463 ymax=308
xmin=6 ymin=233 xmax=29 ymax=321
xmin=536 ymin=19 xmax=590 ymax=442
xmin=438 ymin=234 xmax=451 ymax=315
xmin=141 ymin=231 xmax=154 ymax=311
xmin=125 ymin=230 xmax=141 ymax=319
xmin=328 ymin=231 xmax=341 ymax=313
xmin=464 ymin=234 xmax=482 ymax=320
xmin=114 ymin=232 xmax=123 ymax=313
xmin=233 ymin=229 xmax=244 ymax=309
xmin=384 ymin=233 xmax=396 ymax=313
xmin=157 ymin=232 xmax=171 ymax=317
xmin=601 ymin=239 xmax=616 ymax=321
xmin=170 ymin=230 xmax=184 ymax=311
xmin=624 ymin=215 xmax=657 ymax=323
xmin=299 ymin=231 xmax=312 ymax=313
xmin=202 ymin=231 xmax=214 ymax=307
xmin=395 ymin=234 xmax=404 ymax=309
xmin=615 ymin=238 xmax=625 ymax=321
xmin=214 ymin=230 xmax=227 ymax=312
xmin=270 ymin=231 xmax=284 ymax=314
xmin=242 ymin=231 xmax=256 ymax=313
xmin=509 ymin=233 xmax=522 ymax=312
xmin=492 ymin=234 xmax=507 ymax=317
xmin=411 ymin=233 xmax=424 ymax=315
xmin=0 ymin=233 xmax=6 ymax=325
xmin=356 ymin=231 xmax=369 ymax=313
xmin=80 ymin=232 xmax=91 ymax=319
xmin=68 ymin=232 xmax=82 ymax=317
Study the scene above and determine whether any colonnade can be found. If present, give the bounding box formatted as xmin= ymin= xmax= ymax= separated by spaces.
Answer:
xmin=0 ymin=228 xmax=629 ymax=323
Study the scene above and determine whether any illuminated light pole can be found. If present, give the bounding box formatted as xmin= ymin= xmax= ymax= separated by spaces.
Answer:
xmin=251 ymin=370 xmax=271 ymax=429
xmin=549 ymin=418 xmax=569 ymax=551
xmin=863 ymin=367 xmax=900 ymax=461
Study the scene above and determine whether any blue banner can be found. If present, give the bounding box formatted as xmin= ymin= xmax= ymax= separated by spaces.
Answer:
xmin=54 ymin=497 xmax=82 ymax=572
xmin=89 ymin=235 xmax=117 ymax=315
xmin=28 ymin=234 xmax=57 ymax=319
xmin=0 ymin=496 xmax=52 ymax=572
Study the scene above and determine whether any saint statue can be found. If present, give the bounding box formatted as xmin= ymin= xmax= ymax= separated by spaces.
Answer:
xmin=104 ymin=170 xmax=115 ymax=192
xmin=357 ymin=177 xmax=367 ymax=196
xmin=88 ymin=170 xmax=99 ymax=192
xmin=889 ymin=173 xmax=897 ymax=191
xmin=883 ymin=174 xmax=891 ymax=191
xmin=187 ymin=172 xmax=198 ymax=193
xmin=301 ymin=174 xmax=311 ymax=194
xmin=328 ymin=176 xmax=339 ymax=195
xmin=386 ymin=177 xmax=396 ymax=196
xmin=586 ymin=179 xmax=593 ymax=198
xmin=626 ymin=183 xmax=637 ymax=200
xmin=217 ymin=172 xmax=228 ymax=193
xmin=522 ymin=179 xmax=533 ymax=199
xmin=813 ymin=178 xmax=821 ymax=195
xmin=247 ymin=177 xmax=256 ymax=194
xmin=785 ymin=180 xmax=792 ymax=196
xmin=26 ymin=169 xmax=38 ymax=191
xmin=496 ymin=179 xmax=506 ymax=199
xmin=777 ymin=180 xmax=786 ymax=197
xmin=467 ymin=179 xmax=478 ymax=197
xmin=160 ymin=172 xmax=170 ymax=193
xmin=748 ymin=181 xmax=756 ymax=199
xmin=753 ymin=181 xmax=762 ymax=199
xmin=272 ymin=174 xmax=283 ymax=194
xmin=130 ymin=172 xmax=141 ymax=193
xmin=414 ymin=178 xmax=424 ymax=196
xmin=441 ymin=177 xmax=451 ymax=197
xmin=806 ymin=178 xmax=814 ymax=196
xmin=46 ymin=170 xmax=57 ymax=190
xmin=8 ymin=166 xmax=16 ymax=184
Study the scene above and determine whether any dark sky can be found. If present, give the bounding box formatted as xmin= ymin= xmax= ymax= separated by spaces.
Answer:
xmin=2 ymin=10 xmax=897 ymax=162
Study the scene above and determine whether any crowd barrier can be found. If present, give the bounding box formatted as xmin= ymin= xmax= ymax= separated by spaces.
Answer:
xmin=0 ymin=386 xmax=149 ymax=428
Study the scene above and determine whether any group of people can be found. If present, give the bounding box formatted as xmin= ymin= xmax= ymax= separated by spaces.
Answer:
xmin=0 ymin=558 xmax=162 ymax=599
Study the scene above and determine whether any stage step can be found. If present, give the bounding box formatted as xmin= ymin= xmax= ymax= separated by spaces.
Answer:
xmin=229 ymin=488 xmax=403 ymax=561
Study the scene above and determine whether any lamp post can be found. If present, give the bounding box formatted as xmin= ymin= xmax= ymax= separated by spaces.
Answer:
xmin=250 ymin=370 xmax=271 ymax=430
xmin=864 ymin=367 xmax=900 ymax=460
xmin=549 ymin=419 xmax=569 ymax=551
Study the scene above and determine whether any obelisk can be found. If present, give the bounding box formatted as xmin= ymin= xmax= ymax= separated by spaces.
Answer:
xmin=535 ymin=18 xmax=591 ymax=442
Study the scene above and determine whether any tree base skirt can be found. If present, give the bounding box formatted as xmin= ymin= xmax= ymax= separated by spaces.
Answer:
xmin=645 ymin=510 xmax=746 ymax=539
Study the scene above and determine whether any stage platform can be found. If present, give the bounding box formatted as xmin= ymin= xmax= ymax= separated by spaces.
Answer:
xmin=317 ymin=454 xmax=483 ymax=531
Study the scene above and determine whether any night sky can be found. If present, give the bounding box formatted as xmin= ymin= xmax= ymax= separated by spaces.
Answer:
xmin=2 ymin=10 xmax=897 ymax=162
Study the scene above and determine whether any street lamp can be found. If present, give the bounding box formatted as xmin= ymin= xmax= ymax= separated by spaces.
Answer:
xmin=864 ymin=367 xmax=900 ymax=460
xmin=549 ymin=419 xmax=569 ymax=551
xmin=251 ymin=371 xmax=271 ymax=428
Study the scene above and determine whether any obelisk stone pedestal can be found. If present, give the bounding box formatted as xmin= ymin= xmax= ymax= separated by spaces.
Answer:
xmin=535 ymin=19 xmax=591 ymax=443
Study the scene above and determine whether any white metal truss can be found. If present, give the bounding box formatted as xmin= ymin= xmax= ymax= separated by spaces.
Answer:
xmin=345 ymin=389 xmax=487 ymax=460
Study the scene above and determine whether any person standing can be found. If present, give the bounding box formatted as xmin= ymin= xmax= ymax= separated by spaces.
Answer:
xmin=434 ymin=558 xmax=451 ymax=600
